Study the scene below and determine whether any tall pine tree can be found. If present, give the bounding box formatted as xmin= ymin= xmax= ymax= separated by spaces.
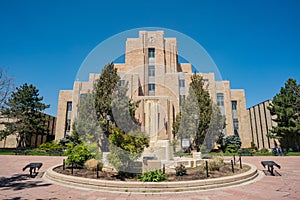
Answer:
xmin=0 ymin=83 xmax=50 ymax=147
xmin=173 ymin=73 xmax=212 ymax=151
xmin=268 ymin=78 xmax=300 ymax=150
xmin=94 ymin=63 xmax=120 ymax=134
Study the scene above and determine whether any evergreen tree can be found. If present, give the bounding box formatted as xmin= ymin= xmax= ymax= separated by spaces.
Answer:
xmin=0 ymin=83 xmax=50 ymax=147
xmin=94 ymin=63 xmax=120 ymax=133
xmin=204 ymin=104 xmax=226 ymax=151
xmin=74 ymin=92 xmax=102 ymax=144
xmin=111 ymin=82 xmax=140 ymax=134
xmin=173 ymin=73 xmax=212 ymax=151
xmin=190 ymin=73 xmax=212 ymax=150
xmin=268 ymin=78 xmax=300 ymax=149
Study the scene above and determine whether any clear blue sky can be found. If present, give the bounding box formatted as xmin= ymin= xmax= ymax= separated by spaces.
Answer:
xmin=0 ymin=0 xmax=299 ymax=116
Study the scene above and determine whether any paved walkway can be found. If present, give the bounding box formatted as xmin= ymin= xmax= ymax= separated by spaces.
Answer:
xmin=0 ymin=155 xmax=299 ymax=200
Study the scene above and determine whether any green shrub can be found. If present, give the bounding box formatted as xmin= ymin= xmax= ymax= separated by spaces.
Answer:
xmin=175 ymin=164 xmax=187 ymax=176
xmin=65 ymin=143 xmax=94 ymax=166
xmin=39 ymin=141 xmax=62 ymax=152
xmin=203 ymin=156 xmax=225 ymax=171
xmin=225 ymin=144 xmax=237 ymax=153
xmin=260 ymin=147 xmax=269 ymax=153
xmin=138 ymin=170 xmax=166 ymax=182
xmin=223 ymin=135 xmax=242 ymax=153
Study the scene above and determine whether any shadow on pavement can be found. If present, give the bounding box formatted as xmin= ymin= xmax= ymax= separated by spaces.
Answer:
xmin=262 ymin=170 xmax=282 ymax=176
xmin=0 ymin=173 xmax=52 ymax=191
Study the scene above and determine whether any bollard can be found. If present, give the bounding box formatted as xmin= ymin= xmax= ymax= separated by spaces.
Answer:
xmin=96 ymin=164 xmax=99 ymax=178
xmin=205 ymin=160 xmax=209 ymax=177
xmin=233 ymin=155 xmax=236 ymax=164
xmin=239 ymin=155 xmax=243 ymax=169
xmin=71 ymin=161 xmax=74 ymax=175
xmin=163 ymin=164 xmax=165 ymax=174
xmin=63 ymin=159 xmax=65 ymax=170
xmin=231 ymin=160 xmax=235 ymax=173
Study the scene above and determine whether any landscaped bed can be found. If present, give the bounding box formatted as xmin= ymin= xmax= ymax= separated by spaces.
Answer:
xmin=53 ymin=163 xmax=250 ymax=182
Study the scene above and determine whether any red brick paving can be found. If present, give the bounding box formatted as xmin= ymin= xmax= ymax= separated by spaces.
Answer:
xmin=0 ymin=155 xmax=299 ymax=200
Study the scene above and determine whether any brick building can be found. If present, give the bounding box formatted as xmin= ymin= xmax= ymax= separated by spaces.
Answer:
xmin=55 ymin=30 xmax=252 ymax=148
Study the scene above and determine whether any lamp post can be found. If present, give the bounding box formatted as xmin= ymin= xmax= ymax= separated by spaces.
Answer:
xmin=194 ymin=114 xmax=199 ymax=152
xmin=105 ymin=115 xmax=111 ymax=152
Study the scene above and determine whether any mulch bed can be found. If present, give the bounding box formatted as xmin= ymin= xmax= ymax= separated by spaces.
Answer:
xmin=54 ymin=163 xmax=250 ymax=182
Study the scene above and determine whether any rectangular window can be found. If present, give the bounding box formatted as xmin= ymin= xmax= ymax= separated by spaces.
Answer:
xmin=179 ymin=79 xmax=185 ymax=87
xmin=148 ymin=84 xmax=155 ymax=96
xmin=232 ymin=101 xmax=237 ymax=110
xmin=148 ymin=84 xmax=155 ymax=91
xmin=67 ymin=101 xmax=72 ymax=111
xmin=119 ymin=80 xmax=125 ymax=86
xmin=66 ymin=119 xmax=71 ymax=132
xmin=179 ymin=95 xmax=185 ymax=106
xmin=148 ymin=48 xmax=155 ymax=58
xmin=217 ymin=93 xmax=224 ymax=106
xmin=65 ymin=101 xmax=72 ymax=135
xmin=233 ymin=118 xmax=239 ymax=135
xmin=148 ymin=65 xmax=155 ymax=76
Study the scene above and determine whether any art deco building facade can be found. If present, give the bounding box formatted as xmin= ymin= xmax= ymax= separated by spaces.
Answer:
xmin=55 ymin=31 xmax=252 ymax=147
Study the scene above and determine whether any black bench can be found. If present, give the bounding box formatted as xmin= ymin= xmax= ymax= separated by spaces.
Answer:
xmin=23 ymin=162 xmax=43 ymax=177
xmin=261 ymin=161 xmax=281 ymax=176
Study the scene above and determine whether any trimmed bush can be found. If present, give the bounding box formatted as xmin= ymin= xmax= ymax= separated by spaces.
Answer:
xmin=138 ymin=170 xmax=166 ymax=182
xmin=65 ymin=143 xmax=94 ymax=166
xmin=39 ymin=141 xmax=63 ymax=152
xmin=203 ymin=156 xmax=225 ymax=171
xmin=175 ymin=164 xmax=187 ymax=176
xmin=260 ymin=147 xmax=269 ymax=153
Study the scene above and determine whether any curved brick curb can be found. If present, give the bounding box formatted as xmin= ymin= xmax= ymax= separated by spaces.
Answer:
xmin=43 ymin=163 xmax=259 ymax=193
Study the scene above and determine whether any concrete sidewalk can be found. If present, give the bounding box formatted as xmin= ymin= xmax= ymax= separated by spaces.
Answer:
xmin=0 ymin=155 xmax=299 ymax=200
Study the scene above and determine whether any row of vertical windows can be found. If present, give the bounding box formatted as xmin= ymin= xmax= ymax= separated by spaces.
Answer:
xmin=148 ymin=48 xmax=155 ymax=96
xmin=65 ymin=101 xmax=72 ymax=134
xmin=231 ymin=101 xmax=239 ymax=136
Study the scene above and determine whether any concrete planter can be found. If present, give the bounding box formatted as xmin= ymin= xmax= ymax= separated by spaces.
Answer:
xmin=43 ymin=163 xmax=259 ymax=193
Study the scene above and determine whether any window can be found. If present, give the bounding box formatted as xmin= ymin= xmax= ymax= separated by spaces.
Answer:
xmin=119 ymin=80 xmax=125 ymax=86
xmin=179 ymin=95 xmax=185 ymax=106
xmin=233 ymin=118 xmax=239 ymax=135
xmin=66 ymin=119 xmax=71 ymax=132
xmin=148 ymin=48 xmax=155 ymax=58
xmin=67 ymin=101 xmax=72 ymax=111
xmin=232 ymin=101 xmax=237 ymax=110
xmin=179 ymin=79 xmax=185 ymax=87
xmin=148 ymin=84 xmax=155 ymax=91
xmin=148 ymin=65 xmax=155 ymax=76
xmin=217 ymin=93 xmax=224 ymax=106
xmin=65 ymin=101 xmax=72 ymax=135
xmin=80 ymin=93 xmax=87 ymax=100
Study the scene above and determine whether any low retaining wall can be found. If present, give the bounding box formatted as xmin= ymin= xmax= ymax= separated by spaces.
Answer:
xmin=43 ymin=163 xmax=258 ymax=193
